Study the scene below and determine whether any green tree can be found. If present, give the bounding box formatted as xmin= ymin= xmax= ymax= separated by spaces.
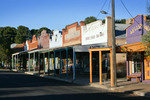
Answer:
xmin=120 ymin=19 xmax=126 ymax=24
xmin=115 ymin=19 xmax=126 ymax=24
xmin=30 ymin=29 xmax=38 ymax=36
xmin=0 ymin=27 xmax=17 ymax=65
xmin=84 ymin=16 xmax=97 ymax=24
xmin=142 ymin=31 xmax=150 ymax=56
xmin=115 ymin=19 xmax=121 ymax=23
xmin=102 ymin=19 xmax=105 ymax=24
xmin=15 ymin=25 xmax=30 ymax=43
xmin=37 ymin=27 xmax=51 ymax=36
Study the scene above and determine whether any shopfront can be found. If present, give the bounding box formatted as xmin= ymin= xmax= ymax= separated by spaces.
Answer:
xmin=86 ymin=16 xmax=129 ymax=87
xmin=125 ymin=15 xmax=150 ymax=83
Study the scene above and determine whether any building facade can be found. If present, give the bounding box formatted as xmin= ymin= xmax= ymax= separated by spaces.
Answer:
xmin=125 ymin=15 xmax=150 ymax=83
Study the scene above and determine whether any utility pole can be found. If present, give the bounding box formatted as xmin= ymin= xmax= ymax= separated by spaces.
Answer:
xmin=111 ymin=0 xmax=117 ymax=87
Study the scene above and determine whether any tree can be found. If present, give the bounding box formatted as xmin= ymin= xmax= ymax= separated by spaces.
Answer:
xmin=102 ymin=19 xmax=105 ymax=24
xmin=84 ymin=16 xmax=97 ymax=24
xmin=37 ymin=27 xmax=51 ymax=36
xmin=120 ymin=19 xmax=126 ymax=24
xmin=115 ymin=19 xmax=126 ymax=24
xmin=142 ymin=31 xmax=150 ymax=57
xmin=30 ymin=29 xmax=38 ymax=36
xmin=15 ymin=25 xmax=30 ymax=43
xmin=0 ymin=27 xmax=17 ymax=66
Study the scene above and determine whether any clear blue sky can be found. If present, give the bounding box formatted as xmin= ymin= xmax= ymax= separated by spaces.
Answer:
xmin=0 ymin=0 xmax=148 ymax=30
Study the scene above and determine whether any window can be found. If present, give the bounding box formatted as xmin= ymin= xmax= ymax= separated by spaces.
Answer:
xmin=131 ymin=52 xmax=141 ymax=73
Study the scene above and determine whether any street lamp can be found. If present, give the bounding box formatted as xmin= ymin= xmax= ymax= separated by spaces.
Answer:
xmin=100 ymin=0 xmax=117 ymax=87
xmin=100 ymin=10 xmax=108 ymax=14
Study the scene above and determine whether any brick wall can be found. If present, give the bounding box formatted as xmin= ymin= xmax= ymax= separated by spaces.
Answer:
xmin=107 ymin=16 xmax=113 ymax=46
xmin=62 ymin=21 xmax=85 ymax=47
xmin=29 ymin=35 xmax=38 ymax=50
xmin=38 ymin=30 xmax=50 ymax=49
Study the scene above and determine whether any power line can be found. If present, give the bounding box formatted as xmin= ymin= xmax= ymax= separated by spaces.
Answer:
xmin=120 ymin=0 xmax=134 ymax=19
xmin=107 ymin=0 xmax=111 ymax=14
xmin=120 ymin=0 xmax=149 ymax=33
xmin=96 ymin=0 xmax=108 ymax=18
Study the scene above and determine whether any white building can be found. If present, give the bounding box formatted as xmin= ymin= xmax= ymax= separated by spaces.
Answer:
xmin=49 ymin=29 xmax=63 ymax=49
xmin=24 ymin=40 xmax=29 ymax=51
xmin=81 ymin=17 xmax=108 ymax=46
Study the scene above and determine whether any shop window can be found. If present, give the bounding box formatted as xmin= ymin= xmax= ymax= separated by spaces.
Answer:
xmin=131 ymin=52 xmax=141 ymax=73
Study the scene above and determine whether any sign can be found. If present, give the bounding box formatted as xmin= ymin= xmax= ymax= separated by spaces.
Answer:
xmin=82 ymin=20 xmax=107 ymax=45
xmin=63 ymin=22 xmax=85 ymax=47
xmin=126 ymin=15 xmax=150 ymax=44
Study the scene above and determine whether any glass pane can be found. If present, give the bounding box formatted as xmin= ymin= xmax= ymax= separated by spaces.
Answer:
xmin=131 ymin=52 xmax=141 ymax=73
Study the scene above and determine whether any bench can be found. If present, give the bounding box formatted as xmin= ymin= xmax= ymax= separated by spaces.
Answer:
xmin=127 ymin=75 xmax=141 ymax=82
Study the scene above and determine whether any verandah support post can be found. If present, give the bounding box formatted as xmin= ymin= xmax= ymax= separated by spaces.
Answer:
xmin=17 ymin=54 xmax=18 ymax=70
xmin=15 ymin=55 xmax=16 ymax=69
xmin=99 ymin=50 xmax=102 ymax=85
xmin=34 ymin=52 xmax=35 ymax=73
xmin=19 ymin=54 xmax=22 ymax=70
xmin=54 ymin=50 xmax=56 ymax=76
xmin=12 ymin=55 xmax=13 ymax=69
xmin=59 ymin=50 xmax=62 ymax=78
xmin=38 ymin=52 xmax=40 ymax=74
xmin=48 ymin=52 xmax=50 ymax=75
xmin=90 ymin=51 xmax=92 ymax=83
xmin=43 ymin=53 xmax=45 ymax=74
xmin=110 ymin=50 xmax=114 ymax=87
xmin=29 ymin=53 xmax=30 ymax=72
xmin=66 ymin=48 xmax=68 ymax=79
xmin=73 ymin=48 xmax=76 ymax=81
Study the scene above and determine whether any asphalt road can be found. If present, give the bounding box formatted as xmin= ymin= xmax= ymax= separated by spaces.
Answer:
xmin=0 ymin=70 xmax=149 ymax=100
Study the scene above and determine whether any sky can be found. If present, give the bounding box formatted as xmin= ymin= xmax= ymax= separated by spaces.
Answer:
xmin=0 ymin=0 xmax=148 ymax=30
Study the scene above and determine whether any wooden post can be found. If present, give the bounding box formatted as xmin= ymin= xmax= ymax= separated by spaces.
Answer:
xmin=73 ymin=48 xmax=76 ymax=81
xmin=110 ymin=50 xmax=114 ymax=87
xmin=48 ymin=52 xmax=50 ymax=75
xmin=38 ymin=52 xmax=40 ymax=74
xmin=99 ymin=50 xmax=102 ymax=85
xmin=17 ymin=54 xmax=18 ymax=70
xmin=60 ymin=50 xmax=62 ymax=78
xmin=43 ymin=53 xmax=45 ymax=74
xmin=90 ymin=51 xmax=92 ymax=83
xmin=12 ymin=55 xmax=13 ymax=69
xmin=29 ymin=53 xmax=30 ymax=72
xmin=66 ymin=48 xmax=68 ymax=79
xmin=54 ymin=50 xmax=56 ymax=76
xmin=34 ymin=52 xmax=35 ymax=72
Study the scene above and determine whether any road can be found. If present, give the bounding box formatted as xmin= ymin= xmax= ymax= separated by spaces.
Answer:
xmin=0 ymin=70 xmax=149 ymax=100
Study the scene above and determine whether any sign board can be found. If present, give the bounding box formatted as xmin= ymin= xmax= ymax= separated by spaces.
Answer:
xmin=126 ymin=15 xmax=150 ymax=44
xmin=81 ymin=20 xmax=107 ymax=45
xmin=63 ymin=22 xmax=85 ymax=47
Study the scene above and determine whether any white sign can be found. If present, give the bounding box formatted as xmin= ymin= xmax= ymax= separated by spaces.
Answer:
xmin=81 ymin=20 xmax=107 ymax=45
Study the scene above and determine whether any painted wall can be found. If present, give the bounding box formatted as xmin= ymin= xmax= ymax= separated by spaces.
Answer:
xmin=81 ymin=19 xmax=107 ymax=45
xmin=38 ymin=30 xmax=50 ymax=49
xmin=49 ymin=29 xmax=62 ymax=49
xmin=24 ymin=40 xmax=29 ymax=51
xmin=126 ymin=15 xmax=150 ymax=44
xmin=29 ymin=35 xmax=38 ymax=50
xmin=62 ymin=21 xmax=85 ymax=47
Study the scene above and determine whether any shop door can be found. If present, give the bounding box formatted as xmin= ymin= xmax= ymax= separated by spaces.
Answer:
xmin=146 ymin=61 xmax=150 ymax=79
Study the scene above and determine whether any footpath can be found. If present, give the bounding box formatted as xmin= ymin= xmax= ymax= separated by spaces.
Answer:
xmin=11 ymin=69 xmax=150 ymax=98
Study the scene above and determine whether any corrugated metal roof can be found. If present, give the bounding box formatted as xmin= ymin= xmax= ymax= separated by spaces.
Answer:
xmin=115 ymin=24 xmax=130 ymax=38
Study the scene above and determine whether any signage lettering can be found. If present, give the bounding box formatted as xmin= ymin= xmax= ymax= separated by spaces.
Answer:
xmin=85 ymin=32 xmax=104 ymax=41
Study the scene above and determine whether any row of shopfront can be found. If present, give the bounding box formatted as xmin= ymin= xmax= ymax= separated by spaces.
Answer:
xmin=11 ymin=15 xmax=150 ymax=87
